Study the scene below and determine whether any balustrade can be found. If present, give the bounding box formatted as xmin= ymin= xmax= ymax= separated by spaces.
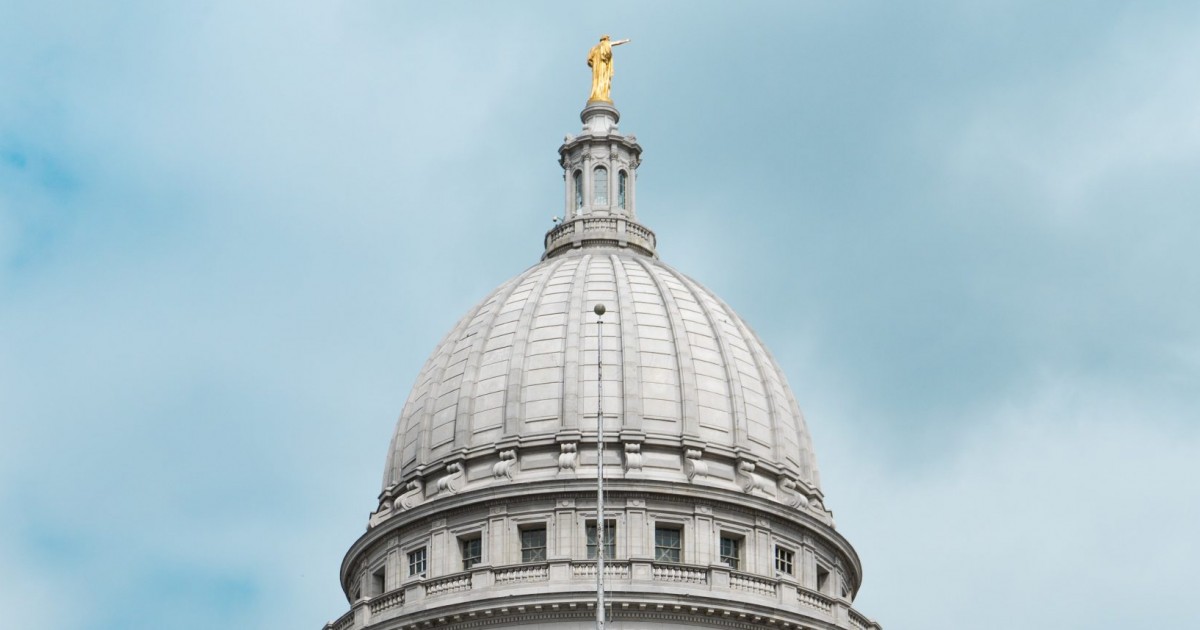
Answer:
xmin=797 ymin=587 xmax=834 ymax=613
xmin=650 ymin=563 xmax=709 ymax=584
xmin=494 ymin=563 xmax=550 ymax=584
xmin=730 ymin=571 xmax=777 ymax=596
xmin=571 ymin=560 xmax=631 ymax=579
xmin=426 ymin=573 xmax=472 ymax=596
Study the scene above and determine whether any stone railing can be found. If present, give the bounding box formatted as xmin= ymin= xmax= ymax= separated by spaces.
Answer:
xmin=426 ymin=572 xmax=472 ymax=596
xmin=730 ymin=571 xmax=777 ymax=596
xmin=571 ymin=560 xmax=631 ymax=579
xmin=651 ymin=562 xmax=709 ymax=584
xmin=584 ymin=217 xmax=618 ymax=233
xmin=328 ymin=609 xmax=355 ymax=630
xmin=797 ymin=586 xmax=834 ymax=613
xmin=625 ymin=221 xmax=655 ymax=249
xmin=543 ymin=216 xmax=657 ymax=259
xmin=367 ymin=588 xmax=405 ymax=614
xmin=494 ymin=563 xmax=550 ymax=584
xmin=328 ymin=563 xmax=881 ymax=630
xmin=848 ymin=607 xmax=872 ymax=630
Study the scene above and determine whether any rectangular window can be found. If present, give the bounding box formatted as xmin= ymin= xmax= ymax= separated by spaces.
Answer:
xmin=408 ymin=548 xmax=427 ymax=578
xmin=816 ymin=564 xmax=831 ymax=594
xmin=461 ymin=536 xmax=482 ymax=570
xmin=775 ymin=546 xmax=795 ymax=575
xmin=520 ymin=527 xmax=547 ymax=563
xmin=654 ymin=526 xmax=682 ymax=563
xmin=719 ymin=535 xmax=742 ymax=569
xmin=370 ymin=566 xmax=386 ymax=595
xmin=586 ymin=521 xmax=616 ymax=560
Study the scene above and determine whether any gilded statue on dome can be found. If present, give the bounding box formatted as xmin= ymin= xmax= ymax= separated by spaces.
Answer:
xmin=587 ymin=35 xmax=630 ymax=103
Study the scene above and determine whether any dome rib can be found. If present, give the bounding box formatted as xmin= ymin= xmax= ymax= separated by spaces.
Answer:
xmin=502 ymin=257 xmax=568 ymax=439
xmin=750 ymin=328 xmax=821 ymax=487
xmin=450 ymin=265 xmax=551 ymax=453
xmin=707 ymin=290 xmax=787 ymax=469
xmin=632 ymin=256 xmax=702 ymax=441
xmin=387 ymin=285 xmax=499 ymax=486
xmin=610 ymin=254 xmax=644 ymax=434
xmin=560 ymin=257 xmax=590 ymax=433
xmin=668 ymin=267 xmax=753 ymax=457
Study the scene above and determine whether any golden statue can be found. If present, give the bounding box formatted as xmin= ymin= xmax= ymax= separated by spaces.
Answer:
xmin=587 ymin=35 xmax=630 ymax=103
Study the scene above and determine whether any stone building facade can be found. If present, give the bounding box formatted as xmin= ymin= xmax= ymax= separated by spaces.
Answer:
xmin=322 ymin=101 xmax=883 ymax=630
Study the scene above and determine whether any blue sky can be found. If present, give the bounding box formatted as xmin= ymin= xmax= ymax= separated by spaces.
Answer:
xmin=2 ymin=2 xmax=1198 ymax=629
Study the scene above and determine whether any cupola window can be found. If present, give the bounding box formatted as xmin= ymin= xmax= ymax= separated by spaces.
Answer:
xmin=593 ymin=166 xmax=608 ymax=205
xmin=573 ymin=170 xmax=583 ymax=209
xmin=618 ymin=170 xmax=627 ymax=209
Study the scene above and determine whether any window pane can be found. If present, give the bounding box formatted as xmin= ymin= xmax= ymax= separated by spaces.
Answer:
xmin=586 ymin=522 xmax=616 ymax=560
xmin=408 ymin=548 xmax=427 ymax=577
xmin=573 ymin=171 xmax=583 ymax=209
xmin=719 ymin=536 xmax=741 ymax=569
xmin=654 ymin=527 xmax=681 ymax=563
xmin=775 ymin=547 xmax=794 ymax=575
xmin=593 ymin=167 xmax=608 ymax=205
xmin=462 ymin=537 xmax=482 ymax=570
xmin=618 ymin=171 xmax=627 ymax=209
xmin=521 ymin=528 xmax=547 ymax=563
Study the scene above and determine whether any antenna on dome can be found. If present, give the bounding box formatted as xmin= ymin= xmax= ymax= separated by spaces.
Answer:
xmin=593 ymin=302 xmax=607 ymax=630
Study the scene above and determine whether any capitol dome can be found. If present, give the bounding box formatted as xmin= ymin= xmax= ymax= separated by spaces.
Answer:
xmin=325 ymin=98 xmax=881 ymax=630
xmin=381 ymin=250 xmax=822 ymax=502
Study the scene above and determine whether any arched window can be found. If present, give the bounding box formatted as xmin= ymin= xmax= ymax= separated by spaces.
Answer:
xmin=573 ymin=170 xmax=583 ymax=209
xmin=618 ymin=170 xmax=627 ymax=209
xmin=593 ymin=166 xmax=608 ymax=205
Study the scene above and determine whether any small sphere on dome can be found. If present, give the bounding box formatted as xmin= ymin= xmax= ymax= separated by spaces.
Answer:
xmin=594 ymin=303 xmax=606 ymax=316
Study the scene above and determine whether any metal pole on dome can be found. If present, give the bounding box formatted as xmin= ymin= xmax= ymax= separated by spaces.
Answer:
xmin=594 ymin=302 xmax=606 ymax=630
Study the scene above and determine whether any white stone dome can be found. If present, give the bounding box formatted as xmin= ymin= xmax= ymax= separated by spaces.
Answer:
xmin=379 ymin=248 xmax=823 ymax=507
xmin=327 ymin=100 xmax=881 ymax=630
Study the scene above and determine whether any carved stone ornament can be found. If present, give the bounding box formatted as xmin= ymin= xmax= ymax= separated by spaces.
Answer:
xmin=435 ymin=462 xmax=464 ymax=495
xmin=368 ymin=486 xmax=396 ymax=527
xmin=492 ymin=449 xmax=518 ymax=480
xmin=682 ymin=448 xmax=708 ymax=481
xmin=396 ymin=479 xmax=424 ymax=511
xmin=622 ymin=442 xmax=643 ymax=472
xmin=777 ymin=476 xmax=811 ymax=509
xmin=558 ymin=442 xmax=579 ymax=471
xmin=738 ymin=460 xmax=765 ymax=494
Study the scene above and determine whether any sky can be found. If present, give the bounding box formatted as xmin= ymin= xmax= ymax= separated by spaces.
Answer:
xmin=1 ymin=1 xmax=1198 ymax=629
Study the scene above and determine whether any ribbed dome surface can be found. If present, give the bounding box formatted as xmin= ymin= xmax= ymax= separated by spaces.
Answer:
xmin=382 ymin=249 xmax=820 ymax=491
